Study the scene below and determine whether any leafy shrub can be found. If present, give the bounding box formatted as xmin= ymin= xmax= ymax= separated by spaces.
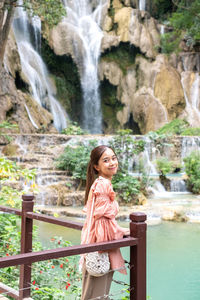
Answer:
xmin=0 ymin=121 xmax=18 ymax=142
xmin=147 ymin=131 xmax=172 ymax=155
xmin=109 ymin=129 xmax=145 ymax=171
xmin=160 ymin=32 xmax=182 ymax=54
xmin=156 ymin=119 xmax=189 ymax=135
xmin=160 ymin=0 xmax=200 ymax=53
xmin=61 ymin=122 xmax=87 ymax=135
xmin=0 ymin=214 xmax=81 ymax=299
xmin=112 ymin=172 xmax=140 ymax=204
xmin=0 ymin=157 xmax=37 ymax=207
xmin=109 ymin=130 xmax=146 ymax=203
xmin=184 ymin=151 xmax=200 ymax=194
xmin=156 ymin=158 xmax=174 ymax=176
xmin=181 ymin=127 xmax=200 ymax=136
xmin=55 ymin=140 xmax=98 ymax=189
xmin=155 ymin=119 xmax=200 ymax=136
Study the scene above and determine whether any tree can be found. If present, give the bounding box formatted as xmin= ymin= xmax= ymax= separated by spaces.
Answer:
xmin=0 ymin=0 xmax=66 ymax=64
xmin=161 ymin=0 xmax=200 ymax=53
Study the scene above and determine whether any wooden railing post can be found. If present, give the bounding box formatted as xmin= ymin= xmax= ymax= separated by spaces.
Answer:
xmin=19 ymin=194 xmax=34 ymax=299
xmin=130 ymin=212 xmax=147 ymax=300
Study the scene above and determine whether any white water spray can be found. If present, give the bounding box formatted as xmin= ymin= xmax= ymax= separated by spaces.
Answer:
xmin=139 ymin=0 xmax=146 ymax=11
xmin=13 ymin=4 xmax=67 ymax=132
xmin=62 ymin=0 xmax=107 ymax=133
xmin=181 ymin=72 xmax=200 ymax=126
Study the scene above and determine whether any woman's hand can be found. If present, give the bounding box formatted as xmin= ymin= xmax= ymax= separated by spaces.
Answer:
xmin=123 ymin=228 xmax=130 ymax=236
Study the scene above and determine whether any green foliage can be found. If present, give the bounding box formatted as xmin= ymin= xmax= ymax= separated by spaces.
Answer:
xmin=109 ymin=129 xmax=145 ymax=170
xmin=23 ymin=0 xmax=66 ymax=27
xmin=156 ymin=119 xmax=189 ymax=135
xmin=0 ymin=157 xmax=37 ymax=207
xmin=56 ymin=130 xmax=146 ymax=202
xmin=155 ymin=119 xmax=200 ymax=136
xmin=112 ymin=172 xmax=140 ymax=203
xmin=181 ymin=127 xmax=200 ymax=136
xmin=156 ymin=158 xmax=174 ymax=175
xmin=61 ymin=122 xmax=87 ymax=135
xmin=55 ymin=140 xmax=98 ymax=186
xmin=0 ymin=121 xmax=18 ymax=142
xmin=0 ymin=214 xmax=81 ymax=299
xmin=160 ymin=32 xmax=182 ymax=54
xmin=161 ymin=0 xmax=200 ymax=52
xmin=184 ymin=151 xmax=200 ymax=194
xmin=151 ymin=0 xmax=174 ymax=20
xmin=109 ymin=130 xmax=146 ymax=203
xmin=109 ymin=129 xmax=145 ymax=173
xmin=146 ymin=131 xmax=172 ymax=155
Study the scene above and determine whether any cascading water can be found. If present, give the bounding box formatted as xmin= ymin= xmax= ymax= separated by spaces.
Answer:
xmin=181 ymin=136 xmax=200 ymax=159
xmin=62 ymin=0 xmax=107 ymax=133
xmin=139 ymin=0 xmax=146 ymax=11
xmin=13 ymin=4 xmax=67 ymax=132
xmin=181 ymin=72 xmax=200 ymax=126
xmin=160 ymin=25 xmax=165 ymax=35
xmin=191 ymin=73 xmax=200 ymax=115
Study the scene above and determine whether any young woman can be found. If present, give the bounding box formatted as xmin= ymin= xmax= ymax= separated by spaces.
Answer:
xmin=80 ymin=145 xmax=130 ymax=300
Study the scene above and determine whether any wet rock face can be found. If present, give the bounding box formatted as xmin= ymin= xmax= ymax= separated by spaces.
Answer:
xmin=102 ymin=5 xmax=160 ymax=59
xmin=154 ymin=66 xmax=186 ymax=120
xmin=1 ymin=31 xmax=56 ymax=134
xmin=0 ymin=67 xmax=54 ymax=133
xmin=99 ymin=52 xmax=188 ymax=134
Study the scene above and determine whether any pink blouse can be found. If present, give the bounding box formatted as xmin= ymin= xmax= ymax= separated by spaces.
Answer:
xmin=81 ymin=176 xmax=127 ymax=274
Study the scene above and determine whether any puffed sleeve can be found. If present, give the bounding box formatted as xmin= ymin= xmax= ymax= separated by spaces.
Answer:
xmin=92 ymin=178 xmax=118 ymax=220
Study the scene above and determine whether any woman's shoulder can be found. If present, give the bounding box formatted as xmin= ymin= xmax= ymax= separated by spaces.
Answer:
xmin=92 ymin=176 xmax=110 ymax=189
xmin=91 ymin=176 xmax=115 ymax=199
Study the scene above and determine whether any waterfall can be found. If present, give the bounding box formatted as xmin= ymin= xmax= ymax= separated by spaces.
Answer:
xmin=139 ymin=0 xmax=146 ymax=11
xmin=62 ymin=0 xmax=107 ymax=133
xmin=181 ymin=72 xmax=200 ymax=126
xmin=181 ymin=136 xmax=200 ymax=159
xmin=13 ymin=4 xmax=67 ymax=132
xmin=31 ymin=15 xmax=41 ymax=53
xmin=191 ymin=73 xmax=200 ymax=114
xmin=170 ymin=179 xmax=187 ymax=193
xmin=160 ymin=25 xmax=165 ymax=35
xmin=24 ymin=104 xmax=39 ymax=129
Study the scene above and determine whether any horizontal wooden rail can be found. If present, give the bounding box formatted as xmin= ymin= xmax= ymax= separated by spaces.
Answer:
xmin=26 ymin=212 xmax=83 ymax=230
xmin=0 ymin=282 xmax=19 ymax=299
xmin=0 ymin=237 xmax=137 ymax=268
xmin=0 ymin=205 xmax=21 ymax=216
xmin=0 ymin=196 xmax=147 ymax=300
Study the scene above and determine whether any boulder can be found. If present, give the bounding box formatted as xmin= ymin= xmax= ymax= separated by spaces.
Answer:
xmin=99 ymin=61 xmax=123 ymax=86
xmin=154 ymin=66 xmax=186 ymax=120
xmin=131 ymin=87 xmax=168 ymax=133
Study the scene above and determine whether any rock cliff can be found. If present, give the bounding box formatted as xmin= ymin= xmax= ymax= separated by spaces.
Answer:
xmin=1 ymin=30 xmax=56 ymax=133
xmin=1 ymin=0 xmax=200 ymax=134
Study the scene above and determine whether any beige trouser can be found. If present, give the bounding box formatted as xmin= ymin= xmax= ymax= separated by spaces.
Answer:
xmin=81 ymin=262 xmax=114 ymax=300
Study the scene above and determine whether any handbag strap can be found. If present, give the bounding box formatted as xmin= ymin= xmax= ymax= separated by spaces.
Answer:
xmin=86 ymin=194 xmax=95 ymax=244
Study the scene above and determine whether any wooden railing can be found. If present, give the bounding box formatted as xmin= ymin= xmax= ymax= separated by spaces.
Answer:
xmin=0 ymin=195 xmax=147 ymax=300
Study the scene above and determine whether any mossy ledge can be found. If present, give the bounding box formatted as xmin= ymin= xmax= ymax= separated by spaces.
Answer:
xmin=101 ymin=42 xmax=141 ymax=75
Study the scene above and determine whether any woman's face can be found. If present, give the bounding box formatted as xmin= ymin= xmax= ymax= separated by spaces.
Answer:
xmin=94 ymin=148 xmax=118 ymax=180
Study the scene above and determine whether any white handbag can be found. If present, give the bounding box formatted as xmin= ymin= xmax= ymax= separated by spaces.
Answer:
xmin=85 ymin=195 xmax=110 ymax=277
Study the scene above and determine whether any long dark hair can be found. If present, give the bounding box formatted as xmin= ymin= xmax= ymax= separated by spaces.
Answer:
xmin=84 ymin=145 xmax=115 ymax=204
